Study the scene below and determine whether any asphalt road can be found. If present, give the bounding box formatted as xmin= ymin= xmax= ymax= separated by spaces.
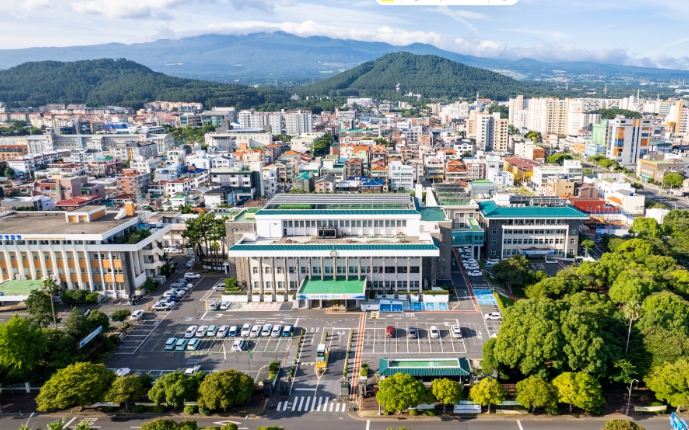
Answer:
xmin=2 ymin=412 xmax=673 ymax=430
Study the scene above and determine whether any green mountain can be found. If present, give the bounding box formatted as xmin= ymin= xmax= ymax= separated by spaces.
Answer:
xmin=0 ymin=59 xmax=288 ymax=109
xmin=296 ymin=52 xmax=553 ymax=100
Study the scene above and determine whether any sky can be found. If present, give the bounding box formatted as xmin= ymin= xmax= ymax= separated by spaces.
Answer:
xmin=4 ymin=0 xmax=689 ymax=70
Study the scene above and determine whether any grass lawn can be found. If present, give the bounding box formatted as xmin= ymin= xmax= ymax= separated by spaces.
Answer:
xmin=493 ymin=291 xmax=516 ymax=313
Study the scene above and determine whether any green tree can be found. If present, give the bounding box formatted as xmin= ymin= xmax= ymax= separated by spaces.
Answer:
xmin=25 ymin=289 xmax=58 ymax=329
xmin=602 ymin=420 xmax=645 ymax=430
xmin=581 ymin=239 xmax=595 ymax=257
xmin=4 ymin=166 xmax=14 ymax=179
xmin=179 ymin=421 xmax=199 ymax=430
xmin=105 ymin=375 xmax=145 ymax=411
xmin=36 ymin=362 xmax=115 ymax=411
xmin=140 ymin=418 xmax=180 ymax=430
xmin=525 ymin=267 xmax=587 ymax=299
xmin=63 ymin=308 xmax=89 ymax=339
xmin=552 ymin=372 xmax=605 ymax=414
xmin=645 ymin=358 xmax=689 ymax=412
xmin=0 ymin=314 xmax=47 ymax=380
xmin=376 ymin=372 xmax=427 ymax=413
xmin=663 ymin=210 xmax=689 ymax=234
xmin=547 ymin=153 xmax=573 ymax=165
xmin=110 ymin=309 xmax=132 ymax=326
xmin=41 ymin=329 xmax=81 ymax=376
xmin=515 ymin=376 xmax=557 ymax=413
xmin=663 ymin=173 xmax=684 ymax=189
xmin=469 ymin=377 xmax=507 ymax=413
xmin=219 ymin=424 xmax=238 ymax=430
xmin=431 ymin=378 xmax=463 ymax=412
xmin=609 ymin=269 xmax=657 ymax=305
xmin=148 ymin=371 xmax=204 ymax=408
xmin=197 ymin=369 xmax=254 ymax=411
xmin=629 ymin=217 xmax=663 ymax=239
xmin=492 ymin=255 xmax=544 ymax=294
xmin=86 ymin=310 xmax=111 ymax=333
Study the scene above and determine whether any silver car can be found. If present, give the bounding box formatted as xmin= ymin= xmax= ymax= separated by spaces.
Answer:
xmin=195 ymin=325 xmax=209 ymax=338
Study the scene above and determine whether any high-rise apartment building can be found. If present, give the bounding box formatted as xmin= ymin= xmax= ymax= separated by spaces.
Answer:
xmin=284 ymin=111 xmax=313 ymax=136
xmin=470 ymin=112 xmax=508 ymax=152
xmin=526 ymin=98 xmax=567 ymax=135
xmin=604 ymin=117 xmax=654 ymax=167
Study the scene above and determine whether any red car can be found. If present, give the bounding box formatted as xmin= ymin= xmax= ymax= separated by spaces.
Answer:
xmin=386 ymin=325 xmax=395 ymax=338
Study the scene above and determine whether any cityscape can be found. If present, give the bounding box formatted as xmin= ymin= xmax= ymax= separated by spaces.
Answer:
xmin=1 ymin=1 xmax=689 ymax=430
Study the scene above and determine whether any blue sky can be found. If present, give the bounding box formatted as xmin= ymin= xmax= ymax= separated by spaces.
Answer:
xmin=4 ymin=0 xmax=689 ymax=69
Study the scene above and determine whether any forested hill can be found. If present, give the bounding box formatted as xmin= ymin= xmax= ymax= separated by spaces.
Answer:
xmin=0 ymin=59 xmax=289 ymax=109
xmin=296 ymin=52 xmax=553 ymax=100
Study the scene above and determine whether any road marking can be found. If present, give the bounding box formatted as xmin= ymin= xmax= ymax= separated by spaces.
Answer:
xmin=322 ymin=397 xmax=330 ymax=411
xmin=366 ymin=420 xmax=370 ymax=430
xmin=517 ymin=420 xmax=524 ymax=430
xmin=316 ymin=396 xmax=324 ymax=411
xmin=304 ymin=396 xmax=311 ymax=411
xmin=64 ymin=418 xmax=77 ymax=428
xmin=329 ymin=401 xmax=335 ymax=411
xmin=277 ymin=401 xmax=282 ymax=411
xmin=297 ymin=396 xmax=305 ymax=411
xmin=310 ymin=396 xmax=317 ymax=411
xmin=291 ymin=397 xmax=298 ymax=411
xmin=294 ymin=388 xmax=313 ymax=391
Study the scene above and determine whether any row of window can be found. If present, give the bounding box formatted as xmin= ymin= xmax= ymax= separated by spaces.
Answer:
xmin=250 ymin=280 xmax=422 ymax=291
xmin=502 ymin=248 xmax=570 ymax=256
xmin=1 ymin=251 xmax=123 ymax=261
xmin=501 ymin=229 xmax=568 ymax=235
xmin=503 ymin=238 xmax=572 ymax=245
xmin=283 ymin=219 xmax=407 ymax=228
xmin=253 ymin=266 xmax=421 ymax=275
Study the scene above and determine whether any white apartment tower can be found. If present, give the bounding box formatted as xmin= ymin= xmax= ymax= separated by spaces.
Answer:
xmin=526 ymin=98 xmax=568 ymax=135
xmin=285 ymin=111 xmax=314 ymax=136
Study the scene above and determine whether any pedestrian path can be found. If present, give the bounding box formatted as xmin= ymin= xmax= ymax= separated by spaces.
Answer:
xmin=276 ymin=396 xmax=348 ymax=413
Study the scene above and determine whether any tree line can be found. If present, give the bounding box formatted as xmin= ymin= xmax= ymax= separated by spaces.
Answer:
xmin=483 ymin=210 xmax=689 ymax=413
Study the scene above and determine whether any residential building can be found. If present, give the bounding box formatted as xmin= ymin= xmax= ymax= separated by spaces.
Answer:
xmin=111 ymin=141 xmax=158 ymax=161
xmin=116 ymin=169 xmax=151 ymax=198
xmin=203 ymin=186 xmax=237 ymax=209
xmin=205 ymin=129 xmax=272 ymax=150
xmin=636 ymin=153 xmax=686 ymax=183
xmin=503 ymin=157 xmax=542 ymax=185
xmin=0 ymin=196 xmax=55 ymax=211
xmin=165 ymin=177 xmax=195 ymax=198
xmin=531 ymin=160 xmax=583 ymax=191
xmin=389 ymin=161 xmax=414 ymax=190
xmin=210 ymin=168 xmax=261 ymax=201
xmin=0 ymin=204 xmax=171 ymax=296
xmin=603 ymin=117 xmax=654 ymax=167
xmin=292 ymin=172 xmax=314 ymax=193
xmin=33 ymin=176 xmax=106 ymax=203
xmin=315 ymin=174 xmax=336 ymax=193
xmin=285 ymin=111 xmax=313 ymax=136
xmin=0 ymin=145 xmax=28 ymax=162
xmin=513 ymin=142 xmax=546 ymax=162
xmin=545 ymin=179 xmax=575 ymax=196
xmin=526 ymin=98 xmax=568 ymax=135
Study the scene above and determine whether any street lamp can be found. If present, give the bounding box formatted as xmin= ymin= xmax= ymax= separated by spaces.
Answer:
xmin=625 ymin=379 xmax=639 ymax=415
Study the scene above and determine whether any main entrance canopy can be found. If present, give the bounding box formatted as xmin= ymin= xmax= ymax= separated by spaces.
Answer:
xmin=296 ymin=278 xmax=366 ymax=301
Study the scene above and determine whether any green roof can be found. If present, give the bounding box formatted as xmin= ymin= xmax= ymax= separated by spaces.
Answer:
xmin=468 ymin=218 xmax=482 ymax=232
xmin=478 ymin=200 xmax=588 ymax=219
xmin=298 ymin=278 xmax=365 ymax=295
xmin=379 ymin=358 xmax=471 ymax=377
xmin=230 ymin=243 xmax=439 ymax=252
xmin=256 ymin=209 xmax=419 ymax=216
xmin=470 ymin=180 xmax=495 ymax=186
xmin=0 ymin=279 xmax=44 ymax=296
xmin=419 ymin=207 xmax=447 ymax=222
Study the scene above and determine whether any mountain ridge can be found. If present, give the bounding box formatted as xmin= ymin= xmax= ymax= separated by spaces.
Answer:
xmin=1 ymin=32 xmax=687 ymax=86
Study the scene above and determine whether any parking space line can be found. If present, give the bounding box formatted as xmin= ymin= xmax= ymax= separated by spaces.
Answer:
xmin=437 ymin=328 xmax=444 ymax=353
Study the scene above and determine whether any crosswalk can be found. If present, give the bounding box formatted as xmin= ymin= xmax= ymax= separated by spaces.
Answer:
xmin=276 ymin=396 xmax=347 ymax=413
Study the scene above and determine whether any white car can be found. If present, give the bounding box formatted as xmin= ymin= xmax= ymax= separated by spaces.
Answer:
xmin=184 ymin=365 xmax=201 ymax=375
xmin=249 ymin=325 xmax=261 ymax=337
xmin=213 ymin=284 xmax=226 ymax=291
xmin=185 ymin=325 xmax=199 ymax=338
xmin=130 ymin=310 xmax=145 ymax=320
xmin=152 ymin=302 xmax=173 ymax=311
xmin=220 ymin=301 xmax=230 ymax=310
xmin=195 ymin=325 xmax=208 ymax=338
xmin=186 ymin=261 xmax=193 ymax=268
xmin=451 ymin=325 xmax=463 ymax=338
xmin=184 ymin=272 xmax=201 ymax=280
xmin=429 ymin=326 xmax=440 ymax=338
xmin=486 ymin=259 xmax=500 ymax=265
xmin=164 ymin=247 xmax=181 ymax=254
xmin=468 ymin=271 xmax=483 ymax=277
xmin=217 ymin=325 xmax=230 ymax=337
xmin=114 ymin=368 xmax=131 ymax=377
xmin=484 ymin=312 xmax=502 ymax=321
xmin=231 ymin=339 xmax=246 ymax=352
xmin=240 ymin=323 xmax=252 ymax=337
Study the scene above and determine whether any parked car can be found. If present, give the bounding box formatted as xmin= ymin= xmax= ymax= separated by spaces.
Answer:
xmin=220 ymin=301 xmax=230 ymax=310
xmin=271 ymin=325 xmax=282 ymax=337
xmin=129 ymin=296 xmax=142 ymax=305
xmin=187 ymin=338 xmax=201 ymax=351
xmin=486 ymin=259 xmax=500 ymax=265
xmin=114 ymin=368 xmax=130 ymax=377
xmin=163 ymin=289 xmax=177 ymax=297
xmin=165 ymin=337 xmax=178 ymax=351
xmin=184 ymin=365 xmax=201 ymax=375
xmin=408 ymin=327 xmax=418 ymax=339
xmin=229 ymin=325 xmax=239 ymax=337
xmin=186 ymin=261 xmax=193 ymax=268
xmin=166 ymin=295 xmax=181 ymax=303
xmin=184 ymin=272 xmax=200 ymax=280
xmin=282 ymin=324 xmax=295 ymax=337
xmin=207 ymin=325 xmax=219 ymax=337
xmin=175 ymin=339 xmax=189 ymax=351
xmin=250 ymin=325 xmax=261 ymax=337
xmin=386 ymin=325 xmax=395 ymax=338
xmin=217 ymin=325 xmax=230 ymax=337
xmin=240 ymin=323 xmax=252 ymax=337
xmin=261 ymin=324 xmax=273 ymax=337
xmin=130 ymin=310 xmax=145 ymax=320
xmin=208 ymin=300 xmax=219 ymax=310
xmin=195 ymin=325 xmax=209 ymax=338
xmin=468 ymin=271 xmax=483 ymax=277
xmin=231 ymin=339 xmax=246 ymax=351
xmin=212 ymin=283 xmax=226 ymax=291
xmin=451 ymin=325 xmax=463 ymax=338
xmin=185 ymin=325 xmax=198 ymax=338
xmin=164 ymin=247 xmax=182 ymax=254
xmin=152 ymin=302 xmax=173 ymax=311
xmin=430 ymin=326 xmax=440 ymax=338
xmin=484 ymin=312 xmax=502 ymax=321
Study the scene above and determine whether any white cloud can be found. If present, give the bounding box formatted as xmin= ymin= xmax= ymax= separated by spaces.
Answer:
xmin=70 ymin=0 xmax=195 ymax=19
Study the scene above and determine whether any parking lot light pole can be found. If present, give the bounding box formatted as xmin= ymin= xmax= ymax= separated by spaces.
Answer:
xmin=625 ymin=379 xmax=639 ymax=415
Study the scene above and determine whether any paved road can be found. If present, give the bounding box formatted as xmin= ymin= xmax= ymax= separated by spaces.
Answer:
xmin=2 ymin=412 xmax=673 ymax=430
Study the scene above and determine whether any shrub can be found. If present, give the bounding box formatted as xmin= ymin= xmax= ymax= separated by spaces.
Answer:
xmin=179 ymin=420 xmax=199 ymax=430
xmin=409 ymin=408 xmax=419 ymax=416
xmin=153 ymin=405 xmax=167 ymax=414
xmin=269 ymin=362 xmax=280 ymax=373
xmin=139 ymin=373 xmax=155 ymax=388
xmin=184 ymin=404 xmax=198 ymax=415
xmin=361 ymin=363 xmax=368 ymax=369
xmin=85 ymin=292 xmax=100 ymax=303
xmin=132 ymin=404 xmax=146 ymax=413
xmin=103 ymin=406 xmax=114 ymax=413
xmin=360 ymin=367 xmax=369 ymax=377
xmin=198 ymin=406 xmax=211 ymax=416
xmin=423 ymin=409 xmax=436 ymax=416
